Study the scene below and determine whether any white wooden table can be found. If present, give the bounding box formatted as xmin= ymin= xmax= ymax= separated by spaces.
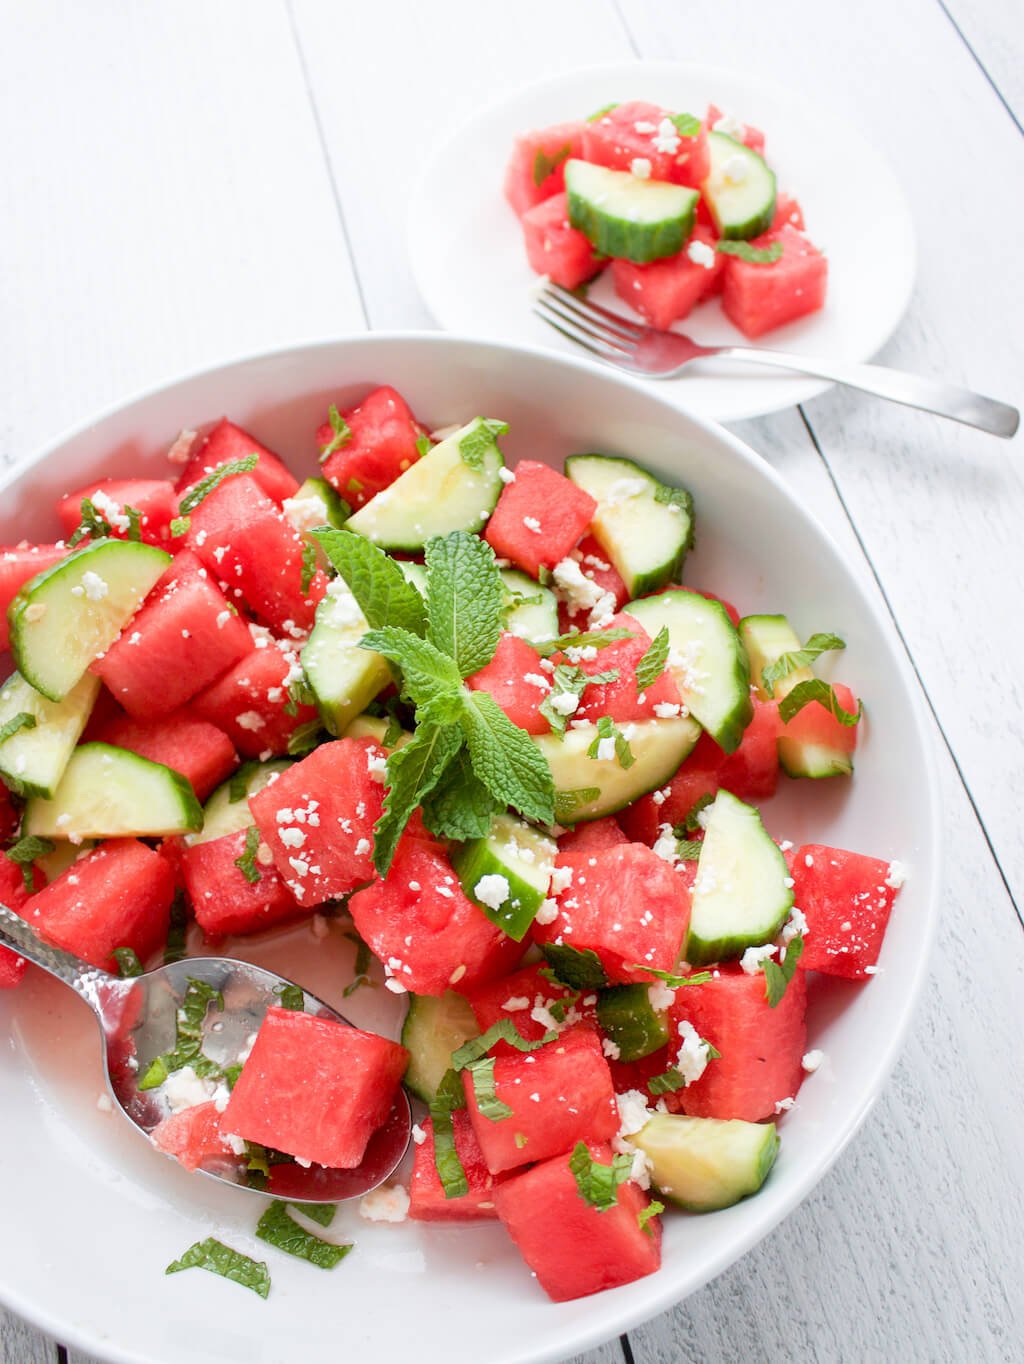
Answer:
xmin=1 ymin=2 xmax=1022 ymax=1361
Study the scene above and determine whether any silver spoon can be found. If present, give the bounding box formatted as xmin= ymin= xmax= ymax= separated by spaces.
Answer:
xmin=0 ymin=903 xmax=411 ymax=1202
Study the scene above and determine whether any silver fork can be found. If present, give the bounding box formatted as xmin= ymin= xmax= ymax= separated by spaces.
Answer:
xmin=534 ymin=282 xmax=1019 ymax=438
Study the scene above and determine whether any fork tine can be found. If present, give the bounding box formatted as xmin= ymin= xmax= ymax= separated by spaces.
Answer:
xmin=545 ymin=282 xmax=645 ymax=339
xmin=533 ymin=302 xmax=634 ymax=367
xmin=536 ymin=293 xmax=634 ymax=355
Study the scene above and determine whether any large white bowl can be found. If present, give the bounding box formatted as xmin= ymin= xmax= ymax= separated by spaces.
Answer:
xmin=0 ymin=335 xmax=938 ymax=1364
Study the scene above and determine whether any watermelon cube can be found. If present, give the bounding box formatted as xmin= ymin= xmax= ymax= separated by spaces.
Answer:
xmin=606 ymin=1047 xmax=675 ymax=1100
xmin=151 ymin=1101 xmax=232 ymax=1173
xmin=791 ymin=844 xmax=901 ymax=978
xmin=348 ymin=835 xmax=524 ymax=996
xmin=612 ymin=227 xmax=725 ymax=329
xmin=772 ymin=192 xmax=805 ymax=231
xmin=557 ymin=535 xmax=628 ymax=630
xmin=182 ymin=829 xmax=303 ymax=938
xmin=706 ymin=103 xmax=766 ymax=155
xmin=722 ymin=224 xmax=828 ymax=338
xmin=0 ymin=854 xmax=41 ymax=989
xmin=23 ymin=838 xmax=175 ymax=970
xmin=582 ymin=100 xmax=710 ymax=187
xmin=493 ymin=1141 xmax=662 ymax=1301
xmin=409 ymin=1111 xmax=500 ymax=1221
xmin=466 ymin=633 xmax=551 ymax=735
xmin=190 ymin=638 xmax=316 ymax=758
xmin=93 ymin=710 xmax=237 ymax=803
xmin=461 ymin=961 xmax=597 ymax=1048
xmin=557 ymin=816 xmax=628 ymax=855
xmin=94 ymin=552 xmax=254 ymax=718
xmin=176 ymin=419 xmax=299 ymax=505
xmin=248 ymin=737 xmax=384 ymax=906
xmin=571 ymin=611 xmax=682 ymax=723
xmin=462 ymin=1027 xmax=618 ymax=1174
xmin=504 ymin=120 xmax=586 ymax=218
xmin=776 ymin=681 xmax=859 ymax=771
xmin=669 ymin=965 xmax=807 ymax=1121
xmin=319 ymin=385 xmax=424 ymax=510
xmin=55 ymin=479 xmax=179 ymax=548
xmin=0 ymin=545 xmax=67 ymax=650
xmin=185 ymin=474 xmax=328 ymax=634
xmin=532 ymin=843 xmax=692 ymax=984
xmin=484 ymin=461 xmax=596 ymax=579
xmin=221 ymin=1006 xmax=408 ymax=1168
xmin=521 ymin=193 xmax=603 ymax=291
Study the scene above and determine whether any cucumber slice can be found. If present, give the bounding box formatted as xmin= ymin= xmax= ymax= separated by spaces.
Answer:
xmin=401 ymin=990 xmax=479 ymax=1103
xmin=596 ymin=984 xmax=670 ymax=1062
xmin=24 ymin=743 xmax=203 ymax=840
xmin=565 ymin=159 xmax=699 ymax=264
xmin=302 ymin=582 xmax=392 ymax=736
xmin=192 ymin=759 xmax=291 ymax=846
xmin=626 ymin=590 xmax=752 ymax=754
xmin=397 ymin=561 xmax=427 ymax=595
xmin=9 ymin=538 xmax=171 ymax=702
xmin=701 ymin=132 xmax=776 ymax=241
xmin=534 ymin=716 xmax=699 ymax=824
xmin=501 ymin=569 xmax=558 ymax=645
xmin=346 ymin=419 xmax=505 ymax=551
xmin=342 ymin=713 xmax=413 ymax=750
xmin=565 ymin=455 xmax=693 ymax=598
xmin=451 ymin=813 xmax=557 ymax=941
xmin=633 ymin=1112 xmax=780 ymax=1212
xmin=0 ymin=671 xmax=99 ymax=799
xmin=35 ymin=839 xmax=95 ymax=883
xmin=282 ymin=477 xmax=350 ymax=536
xmin=685 ymin=790 xmax=792 ymax=966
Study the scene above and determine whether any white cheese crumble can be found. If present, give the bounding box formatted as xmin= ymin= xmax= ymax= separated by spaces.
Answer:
xmin=740 ymin=943 xmax=778 ymax=975
xmin=652 ymin=116 xmax=681 ymax=154
xmin=522 ymin=516 xmax=542 ymax=533
xmin=359 ymin=1183 xmax=410 ymax=1223
xmin=884 ymin=860 xmax=907 ymax=889
xmin=722 ymin=153 xmax=749 ymax=184
xmin=802 ymin=1049 xmax=825 ymax=1073
xmin=502 ymin=995 xmax=531 ymax=1012
xmin=595 ymin=736 xmax=616 ymax=762
xmin=474 ymin=873 xmax=511 ymax=910
xmin=652 ymin=822 xmax=680 ymax=865
xmin=780 ymin=905 xmax=809 ymax=944
xmin=550 ymin=865 xmax=573 ymax=895
xmin=648 ymin=980 xmax=676 ymax=1012
xmin=630 ymin=157 xmax=652 ymax=179
xmin=161 ymin=1065 xmax=218 ymax=1114
xmin=675 ymin=1020 xmax=712 ymax=1086
xmin=548 ymin=690 xmax=579 ymax=717
xmin=687 ymin=238 xmax=716 ymax=269
xmin=774 ymin=1096 xmax=796 ymax=1114
xmin=411 ymin=1123 xmax=427 ymax=1146
xmin=534 ymin=897 xmax=559 ymax=925
xmin=236 ymin=710 xmax=265 ymax=732
xmin=71 ymin=570 xmax=109 ymax=601
xmin=498 ymin=466 xmax=516 ymax=484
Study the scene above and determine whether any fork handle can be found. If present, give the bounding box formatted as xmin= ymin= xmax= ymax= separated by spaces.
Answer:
xmin=715 ymin=345 xmax=1019 ymax=438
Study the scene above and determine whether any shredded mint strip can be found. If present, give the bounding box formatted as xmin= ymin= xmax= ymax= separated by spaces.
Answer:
xmin=255 ymin=1201 xmax=351 ymax=1269
xmin=541 ymin=943 xmax=607 ymax=990
xmin=138 ymin=978 xmax=223 ymax=1090
xmin=568 ymin=1141 xmax=633 ymax=1211
xmin=532 ymin=144 xmax=571 ymax=187
xmin=0 ymin=712 xmax=36 ymax=747
xmin=536 ymin=627 xmax=633 ymax=657
xmin=299 ymin=538 xmax=318 ymax=595
xmin=178 ymin=454 xmax=258 ymax=515
xmin=715 ymin=240 xmax=784 ymax=264
xmin=4 ymin=834 xmax=54 ymax=893
xmin=635 ymin=626 xmax=670 ymax=692
xmin=761 ymin=632 xmax=846 ymax=697
xmin=67 ymin=497 xmax=111 ymax=548
xmin=228 ymin=762 xmax=258 ymax=803
xmin=553 ymin=786 xmax=601 ymax=822
xmin=124 ymin=505 xmax=142 ymax=542
xmin=670 ymin=112 xmax=702 ymax=137
xmin=165 ymin=1238 xmax=270 ymax=1299
xmin=113 ymin=947 xmax=143 ymax=978
xmin=342 ymin=928 xmax=374 ymax=998
xmin=457 ymin=418 xmax=508 ymax=469
xmin=675 ymin=838 xmax=703 ymax=861
xmin=234 ymin=825 xmax=261 ymax=884
xmin=586 ymin=101 xmax=619 ymax=122
xmin=299 ymin=1202 xmax=337 ymax=1228
xmin=678 ymin=792 xmax=714 ymax=834
xmin=451 ymin=1018 xmax=557 ymax=1071
xmin=430 ymin=1068 xmax=469 ymax=1200
xmin=169 ymin=515 xmax=191 ymax=538
xmin=625 ymin=965 xmax=712 ymax=988
xmin=319 ymin=404 xmax=351 ymax=461
xmin=765 ymin=935 xmax=804 ymax=1007
xmin=637 ymin=1200 xmax=664 ymax=1234
xmin=587 ymin=715 xmax=635 ymax=769
xmin=164 ymin=893 xmax=188 ymax=964
xmin=467 ymin=1056 xmax=513 ymax=1122
xmin=779 ymin=680 xmax=861 ymax=727
xmin=274 ymin=982 xmax=305 ymax=1011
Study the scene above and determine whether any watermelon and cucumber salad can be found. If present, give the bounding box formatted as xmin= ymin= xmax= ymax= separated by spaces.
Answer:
xmin=0 ymin=389 xmax=905 ymax=1304
xmin=506 ymin=99 xmax=827 ymax=338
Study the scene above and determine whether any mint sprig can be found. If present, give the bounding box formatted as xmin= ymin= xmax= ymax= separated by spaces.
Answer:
xmin=761 ymin=632 xmax=846 ymax=698
xmin=425 ymin=531 xmax=503 ymax=676
xmin=779 ymin=681 xmax=861 ymax=727
xmin=764 ymin=935 xmax=804 ymax=1007
xmin=459 ymin=690 xmax=554 ymax=825
xmin=371 ymin=719 xmax=463 ymax=874
xmin=313 ymin=528 xmax=426 ymax=636
xmin=421 ymin=746 xmax=501 ymax=841
xmin=457 ymin=419 xmax=508 ymax=470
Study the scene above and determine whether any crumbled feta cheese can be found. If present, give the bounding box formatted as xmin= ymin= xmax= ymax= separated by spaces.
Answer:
xmin=740 ymin=943 xmax=778 ymax=975
xmin=366 ymin=752 xmax=388 ymax=781
xmin=71 ymin=570 xmax=109 ymax=601
xmin=279 ymin=827 xmax=306 ymax=849
xmin=802 ymin=1049 xmax=825 ymax=1073
xmin=236 ymin=711 xmax=265 ymax=732
xmin=652 ymin=823 xmax=680 ymax=865
xmin=687 ymin=238 xmax=716 ymax=269
xmin=534 ymin=898 xmax=559 ymax=925
xmin=498 ymin=467 xmax=516 ymax=484
xmin=359 ymin=1183 xmax=410 ymax=1223
xmin=601 ymin=1037 xmax=621 ymax=1060
xmin=595 ymin=736 xmax=616 ymax=762
xmin=774 ymin=1096 xmax=796 ymax=1114
xmin=550 ymin=865 xmax=573 ymax=895
xmin=282 ymin=492 xmax=329 ymax=533
xmin=634 ymin=120 xmax=657 ymax=133
xmin=411 ymin=1124 xmax=427 ymax=1146
xmin=161 ymin=1065 xmax=217 ymax=1114
xmin=780 ymin=905 xmax=809 ymax=943
xmin=712 ymin=111 xmax=743 ymax=137
xmin=97 ymin=1093 xmax=113 ymax=1113
xmin=166 ymin=428 xmax=198 ymax=465
xmin=885 ymin=860 xmax=907 ymax=889
xmin=630 ymin=157 xmax=652 ymax=179
xmin=653 ymin=116 xmax=681 ymax=154
xmin=648 ymin=980 xmax=676 ymax=1012
xmin=523 ymin=516 xmax=542 ymax=533
xmin=675 ymin=1020 xmax=712 ymax=1086
xmin=722 ymin=153 xmax=749 ymax=184
xmin=549 ymin=690 xmax=580 ymax=717
xmin=355 ymin=838 xmax=371 ymax=857
xmin=474 ymin=873 xmax=510 ymax=910
xmin=23 ymin=602 xmax=47 ymax=623
xmin=653 ymin=701 xmax=681 ymax=718
xmin=502 ymin=995 xmax=531 ymax=1012
xmin=523 ymin=672 xmax=551 ymax=691
xmin=614 ymin=1089 xmax=652 ymax=1143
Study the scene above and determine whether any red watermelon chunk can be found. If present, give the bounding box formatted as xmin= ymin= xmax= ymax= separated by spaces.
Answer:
xmin=94 ymin=552 xmax=253 ymax=718
xmin=248 ymin=737 xmax=384 ymax=906
xmin=606 ymin=1047 xmax=674 ymax=1100
xmin=571 ymin=611 xmax=682 ymax=723
xmin=463 ymin=1027 xmax=617 ymax=1174
xmin=532 ymin=844 xmax=692 ymax=985
xmin=504 ymin=120 xmax=586 ymax=218
xmin=190 ymin=637 xmax=315 ymax=758
xmin=23 ymin=839 xmax=174 ymax=971
xmin=521 ymin=193 xmax=603 ymax=291
xmin=669 ymin=965 xmax=807 ymax=1121
xmin=706 ymin=103 xmax=766 ymax=155
xmin=582 ymin=100 xmax=710 ymax=187
xmin=0 ymin=545 xmax=67 ymax=650
xmin=557 ymin=816 xmax=628 ymax=855
xmin=772 ymin=192 xmax=805 ymax=231
xmin=722 ymin=224 xmax=827 ymax=339
xmin=620 ymin=696 xmax=780 ymax=844
xmin=182 ymin=829 xmax=303 ymax=938
xmin=791 ymin=844 xmax=900 ymax=978
xmin=348 ymin=835 xmax=524 ymax=997
xmin=0 ymin=855 xmax=42 ymax=989
xmin=612 ymin=226 xmax=724 ymax=329
xmin=185 ymin=473 xmax=327 ymax=634
xmin=484 ymin=461 xmax=596 ymax=579
xmin=409 ymin=1111 xmax=500 ymax=1221
xmin=465 ymin=633 xmax=551 ymax=735
xmin=319 ymin=386 xmax=424 ymax=510
xmin=556 ymin=536 xmax=628 ymax=630
xmin=93 ymin=710 xmax=236 ymax=803
xmin=777 ymin=681 xmax=859 ymax=768
xmin=177 ymin=419 xmax=299 ymax=505
xmin=151 ymin=1101 xmax=233 ymax=1173
xmin=222 ymin=1007 xmax=408 ymax=1168
xmin=493 ymin=1140 xmax=661 ymax=1302
xmin=461 ymin=961 xmax=598 ymax=1048
xmin=55 ymin=479 xmax=179 ymax=547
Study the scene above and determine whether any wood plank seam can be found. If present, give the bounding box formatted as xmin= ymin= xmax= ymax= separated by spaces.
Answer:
xmin=932 ymin=0 xmax=1023 ymax=136
xmin=795 ymin=404 xmax=1024 ymax=934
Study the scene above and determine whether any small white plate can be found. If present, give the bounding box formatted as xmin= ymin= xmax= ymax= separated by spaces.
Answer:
xmin=409 ymin=62 xmax=916 ymax=424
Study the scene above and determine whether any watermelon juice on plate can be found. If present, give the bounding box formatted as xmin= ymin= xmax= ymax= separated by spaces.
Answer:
xmin=0 ymin=335 xmax=937 ymax=1364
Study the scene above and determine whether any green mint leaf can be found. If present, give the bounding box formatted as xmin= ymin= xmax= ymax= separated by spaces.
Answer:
xmin=5 ymin=833 xmax=54 ymax=894
xmin=318 ymin=405 xmax=352 ymax=462
xmin=457 ymin=418 xmax=508 ymax=470
xmin=234 ymin=826 xmax=261 ymax=885
xmin=460 ymin=689 xmax=555 ymax=826
xmin=372 ymin=721 xmax=463 ymax=876
xmin=624 ymin=965 xmax=713 ymax=987
xmin=424 ymin=530 xmax=503 ymax=677
xmin=638 ymin=1200 xmax=664 ymax=1234
xmin=0 ymin=712 xmax=36 ymax=746
xmin=466 ymin=1056 xmax=513 ymax=1122
xmin=675 ymin=838 xmax=703 ymax=861
xmin=715 ymin=240 xmax=785 ymax=264
xmin=587 ymin=715 xmax=635 ymax=770
xmin=415 ymin=433 xmax=431 ymax=459
xmin=451 ymin=1018 xmax=557 ymax=1071
xmin=113 ymin=947 xmax=143 ymax=978
xmin=533 ymin=143 xmax=572 ymax=187
xmin=139 ymin=978 xmax=223 ymax=1090
xmin=165 ymin=1238 xmax=270 ymax=1299
xmin=179 ymin=455 xmax=258 ymax=515
xmin=228 ymin=761 xmax=258 ymax=804
xmin=670 ymin=112 xmax=702 ymax=137
xmin=586 ymin=102 xmax=619 ymax=122
xmin=648 ymin=1067 xmax=686 ymax=1095
xmin=568 ymin=1141 xmax=633 ymax=1211
xmin=164 ymin=893 xmax=188 ymax=964
xmin=359 ymin=627 xmax=462 ymax=707
xmin=274 ymin=982 xmax=305 ymax=1011
xmin=169 ymin=515 xmax=191 ymax=538
xmin=286 ymin=719 xmax=322 ymax=757
xmin=678 ymin=793 xmax=714 ymax=834
xmin=430 ymin=1067 xmax=470 ymax=1199
xmin=123 ymin=506 xmax=142 ymax=542
xmin=299 ymin=539 xmax=318 ymax=595
xmin=779 ymin=680 xmax=861 ymax=727
xmin=222 ymin=1062 xmax=244 ymax=1089
xmin=313 ymin=528 xmax=426 ymax=636
xmin=541 ymin=943 xmax=608 ymax=989
xmin=67 ymin=497 xmax=111 ymax=548
xmin=255 ymin=1201 xmax=351 ymax=1269
xmin=635 ymin=626 xmax=670 ymax=692
xmin=536 ymin=627 xmax=633 ymax=657
xmin=420 ymin=744 xmax=502 ymax=841
xmin=342 ymin=928 xmax=374 ymax=998
xmin=761 ymin=632 xmax=846 ymax=698
xmin=764 ymin=935 xmax=804 ymax=1007
xmin=553 ymin=786 xmax=601 ymax=823
xmin=297 ymin=1202 xmax=337 ymax=1228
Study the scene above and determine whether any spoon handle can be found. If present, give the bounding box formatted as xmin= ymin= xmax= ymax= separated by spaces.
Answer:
xmin=0 ymin=902 xmax=114 ymax=1008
